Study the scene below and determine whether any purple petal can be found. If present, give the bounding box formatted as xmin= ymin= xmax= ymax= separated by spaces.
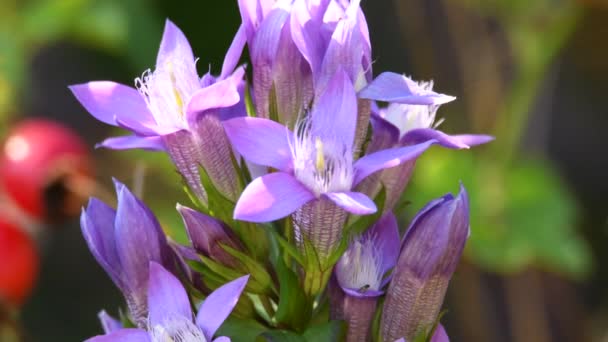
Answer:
xmin=324 ymin=192 xmax=376 ymax=215
xmin=96 ymin=135 xmax=165 ymax=151
xmin=310 ymin=69 xmax=358 ymax=147
xmin=212 ymin=337 xmax=231 ymax=342
xmin=85 ymin=329 xmax=150 ymax=342
xmin=156 ymin=19 xmax=196 ymax=69
xmin=400 ymin=128 xmax=494 ymax=149
xmin=223 ymin=117 xmax=293 ymax=172
xmin=431 ymin=324 xmax=450 ymax=342
xmin=353 ymin=140 xmax=436 ymax=186
xmin=147 ymin=262 xmax=192 ymax=327
xmin=318 ymin=0 xmax=366 ymax=90
xmin=238 ymin=0 xmax=275 ymax=43
xmin=234 ymin=172 xmax=315 ymax=222
xmin=364 ymin=213 xmax=400 ymax=276
xmin=444 ymin=133 xmax=495 ymax=147
xmin=367 ymin=114 xmax=400 ymax=153
xmin=69 ymin=82 xmax=156 ymax=134
xmin=359 ymin=72 xmax=456 ymax=105
xmin=221 ymin=25 xmax=247 ymax=80
xmin=114 ymin=116 xmax=179 ymax=136
xmin=81 ymin=199 xmax=122 ymax=288
xmin=114 ymin=181 xmax=167 ymax=291
xmin=341 ymin=287 xmax=384 ymax=298
xmin=250 ymin=7 xmax=290 ymax=119
xmin=186 ymin=67 xmax=245 ymax=122
xmin=98 ymin=310 xmax=122 ymax=334
xmin=290 ymin=0 xmax=324 ymax=75
xmin=196 ymin=275 xmax=250 ymax=341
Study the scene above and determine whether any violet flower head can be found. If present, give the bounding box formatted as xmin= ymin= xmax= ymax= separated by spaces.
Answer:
xmin=80 ymin=180 xmax=172 ymax=327
xmin=178 ymin=204 xmax=244 ymax=268
xmin=356 ymin=73 xmax=493 ymax=211
xmin=87 ymin=262 xmax=249 ymax=342
xmin=70 ymin=20 xmax=246 ymax=203
xmin=331 ymin=214 xmax=400 ymax=342
xmin=237 ymin=0 xmax=372 ymax=125
xmin=224 ymin=70 xmax=434 ymax=261
xmin=381 ymin=185 xmax=469 ymax=342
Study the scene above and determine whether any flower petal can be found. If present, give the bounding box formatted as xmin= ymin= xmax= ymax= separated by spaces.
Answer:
xmin=234 ymin=172 xmax=315 ymax=222
xmin=147 ymin=262 xmax=192 ymax=327
xmin=96 ymin=135 xmax=165 ymax=152
xmin=186 ymin=67 xmax=245 ymax=122
xmin=400 ymin=128 xmax=494 ymax=149
xmin=223 ymin=117 xmax=293 ymax=172
xmin=98 ymin=310 xmax=122 ymax=334
xmin=353 ymin=140 xmax=436 ymax=186
xmin=310 ymin=69 xmax=358 ymax=148
xmin=69 ymin=81 xmax=155 ymax=134
xmin=290 ymin=0 xmax=324 ymax=75
xmin=80 ymin=199 xmax=122 ymax=288
xmin=364 ymin=213 xmax=400 ymax=277
xmin=431 ymin=324 xmax=450 ymax=342
xmin=221 ymin=25 xmax=247 ymax=80
xmin=359 ymin=72 xmax=456 ymax=105
xmin=85 ymin=329 xmax=150 ymax=342
xmin=196 ymin=275 xmax=250 ymax=341
xmin=114 ymin=181 xmax=167 ymax=291
xmin=156 ymin=19 xmax=196 ymax=69
xmin=324 ymin=191 xmax=376 ymax=215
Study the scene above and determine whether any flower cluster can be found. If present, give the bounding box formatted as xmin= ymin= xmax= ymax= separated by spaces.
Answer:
xmin=71 ymin=1 xmax=492 ymax=341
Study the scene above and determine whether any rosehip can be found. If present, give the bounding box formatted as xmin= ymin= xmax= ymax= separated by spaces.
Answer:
xmin=0 ymin=217 xmax=38 ymax=308
xmin=0 ymin=119 xmax=93 ymax=223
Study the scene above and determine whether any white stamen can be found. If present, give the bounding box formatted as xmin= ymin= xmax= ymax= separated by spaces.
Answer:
xmin=290 ymin=117 xmax=353 ymax=196
xmin=149 ymin=316 xmax=207 ymax=342
xmin=381 ymin=79 xmax=443 ymax=138
xmin=336 ymin=235 xmax=383 ymax=291
xmin=135 ymin=58 xmax=200 ymax=129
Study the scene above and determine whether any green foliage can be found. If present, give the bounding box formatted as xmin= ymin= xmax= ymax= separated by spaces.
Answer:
xmin=406 ymin=148 xmax=592 ymax=279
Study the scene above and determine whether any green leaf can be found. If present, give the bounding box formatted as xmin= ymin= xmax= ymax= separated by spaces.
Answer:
xmin=275 ymin=258 xmax=311 ymax=331
xmin=256 ymin=330 xmax=306 ymax=342
xmin=198 ymin=166 xmax=236 ymax=225
xmin=217 ymin=317 xmax=268 ymax=342
xmin=245 ymin=83 xmax=257 ymax=118
xmin=302 ymin=321 xmax=346 ymax=342
xmin=222 ymin=244 xmax=274 ymax=295
xmin=271 ymin=229 xmax=305 ymax=266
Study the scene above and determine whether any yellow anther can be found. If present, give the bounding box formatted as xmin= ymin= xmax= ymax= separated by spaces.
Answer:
xmin=315 ymin=137 xmax=325 ymax=172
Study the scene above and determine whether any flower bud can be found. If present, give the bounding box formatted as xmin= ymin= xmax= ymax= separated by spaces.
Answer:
xmin=381 ymin=185 xmax=469 ymax=341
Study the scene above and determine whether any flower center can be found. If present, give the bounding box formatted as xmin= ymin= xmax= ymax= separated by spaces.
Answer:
xmin=135 ymin=60 xmax=200 ymax=129
xmin=149 ymin=316 xmax=206 ymax=342
xmin=291 ymin=118 xmax=353 ymax=196
xmin=336 ymin=236 xmax=383 ymax=292
xmin=381 ymin=80 xmax=443 ymax=138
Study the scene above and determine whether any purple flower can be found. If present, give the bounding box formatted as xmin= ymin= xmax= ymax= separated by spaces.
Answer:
xmin=86 ymin=262 xmax=249 ymax=342
xmin=70 ymin=20 xmax=246 ymax=203
xmin=224 ymin=70 xmax=434 ymax=258
xmin=381 ymin=185 xmax=469 ymax=342
xmin=80 ymin=180 xmax=172 ymax=326
xmin=330 ymin=214 xmax=400 ymax=342
xmin=356 ymin=73 xmax=493 ymax=210
xmin=237 ymin=0 xmax=371 ymax=125
xmin=178 ymin=204 xmax=244 ymax=268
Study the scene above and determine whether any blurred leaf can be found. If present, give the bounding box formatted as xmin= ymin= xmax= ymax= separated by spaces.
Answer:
xmin=302 ymin=321 xmax=346 ymax=342
xmin=275 ymin=258 xmax=311 ymax=331
xmin=217 ymin=317 xmax=268 ymax=342
xmin=405 ymin=148 xmax=592 ymax=278
xmin=256 ymin=330 xmax=306 ymax=342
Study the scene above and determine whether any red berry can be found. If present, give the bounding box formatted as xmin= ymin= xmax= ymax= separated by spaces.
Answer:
xmin=0 ymin=217 xmax=38 ymax=307
xmin=0 ymin=119 xmax=93 ymax=222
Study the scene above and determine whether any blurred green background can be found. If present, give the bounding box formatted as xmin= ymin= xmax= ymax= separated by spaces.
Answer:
xmin=1 ymin=0 xmax=607 ymax=341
